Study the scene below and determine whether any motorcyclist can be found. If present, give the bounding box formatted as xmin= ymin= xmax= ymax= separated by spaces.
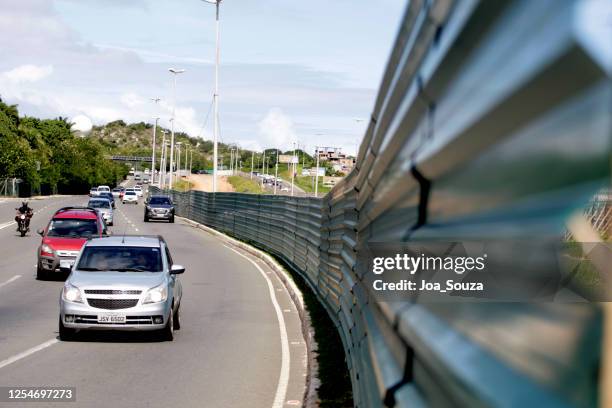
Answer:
xmin=15 ymin=201 xmax=33 ymax=231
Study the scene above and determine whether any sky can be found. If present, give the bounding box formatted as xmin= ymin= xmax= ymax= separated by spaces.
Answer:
xmin=0 ymin=0 xmax=406 ymax=155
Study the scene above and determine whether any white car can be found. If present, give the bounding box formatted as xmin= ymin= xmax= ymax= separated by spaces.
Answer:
xmin=122 ymin=190 xmax=138 ymax=204
xmin=134 ymin=186 xmax=143 ymax=197
xmin=97 ymin=185 xmax=111 ymax=195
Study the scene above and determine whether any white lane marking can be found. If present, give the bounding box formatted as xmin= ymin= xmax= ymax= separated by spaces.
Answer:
xmin=0 ymin=275 xmax=21 ymax=289
xmin=0 ymin=338 xmax=59 ymax=370
xmin=0 ymin=221 xmax=16 ymax=230
xmin=222 ymin=244 xmax=290 ymax=408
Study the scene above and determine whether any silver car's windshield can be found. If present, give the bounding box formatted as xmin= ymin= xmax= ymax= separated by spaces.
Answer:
xmin=88 ymin=200 xmax=110 ymax=209
xmin=77 ymin=246 xmax=163 ymax=272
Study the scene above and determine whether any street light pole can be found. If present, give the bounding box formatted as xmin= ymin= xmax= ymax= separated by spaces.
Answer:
xmin=202 ymin=0 xmax=221 ymax=192
xmin=168 ymin=68 xmax=185 ymax=189
xmin=176 ymin=142 xmax=183 ymax=181
xmin=159 ymin=130 xmax=168 ymax=188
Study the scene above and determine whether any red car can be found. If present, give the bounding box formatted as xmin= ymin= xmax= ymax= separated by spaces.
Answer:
xmin=36 ymin=207 xmax=108 ymax=280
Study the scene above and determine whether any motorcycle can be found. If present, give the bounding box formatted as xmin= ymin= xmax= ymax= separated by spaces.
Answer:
xmin=15 ymin=211 xmax=32 ymax=237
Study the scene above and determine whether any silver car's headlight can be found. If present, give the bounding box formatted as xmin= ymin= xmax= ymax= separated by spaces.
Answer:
xmin=62 ymin=283 xmax=83 ymax=303
xmin=143 ymin=283 xmax=168 ymax=304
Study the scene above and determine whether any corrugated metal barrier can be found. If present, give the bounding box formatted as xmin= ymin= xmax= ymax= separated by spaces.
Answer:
xmin=151 ymin=0 xmax=610 ymax=406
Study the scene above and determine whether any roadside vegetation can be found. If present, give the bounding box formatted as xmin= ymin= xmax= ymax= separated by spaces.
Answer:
xmin=0 ymin=98 xmax=129 ymax=195
xmin=228 ymin=175 xmax=265 ymax=194
xmin=278 ymin=164 xmax=332 ymax=195
xmin=271 ymin=256 xmax=353 ymax=407
xmin=172 ymin=179 xmax=193 ymax=192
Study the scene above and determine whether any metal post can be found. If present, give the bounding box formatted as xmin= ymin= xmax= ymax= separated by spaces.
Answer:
xmin=262 ymin=150 xmax=266 ymax=175
xmin=159 ymin=131 xmax=167 ymax=188
xmin=291 ymin=142 xmax=296 ymax=196
xmin=250 ymin=150 xmax=254 ymax=179
xmin=212 ymin=1 xmax=221 ymax=192
xmin=314 ymin=146 xmax=320 ymax=197
xmin=235 ymin=148 xmax=239 ymax=174
xmin=169 ymin=81 xmax=176 ymax=189
xmin=274 ymin=148 xmax=279 ymax=195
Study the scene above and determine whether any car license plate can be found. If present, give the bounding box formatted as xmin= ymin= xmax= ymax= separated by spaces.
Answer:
xmin=97 ymin=314 xmax=126 ymax=323
xmin=59 ymin=259 xmax=74 ymax=269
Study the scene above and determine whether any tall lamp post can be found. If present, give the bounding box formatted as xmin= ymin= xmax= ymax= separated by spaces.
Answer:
xmin=168 ymin=68 xmax=185 ymax=189
xmin=202 ymin=0 xmax=222 ymax=192
xmin=176 ymin=142 xmax=183 ymax=181
xmin=150 ymin=97 xmax=161 ymax=184
xmin=159 ymin=131 xmax=168 ymax=188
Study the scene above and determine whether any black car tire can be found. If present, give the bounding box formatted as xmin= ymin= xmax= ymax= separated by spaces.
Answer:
xmin=59 ymin=318 xmax=76 ymax=341
xmin=173 ymin=306 xmax=181 ymax=330
xmin=36 ymin=263 xmax=47 ymax=280
xmin=144 ymin=215 xmax=149 ymax=222
xmin=159 ymin=310 xmax=174 ymax=341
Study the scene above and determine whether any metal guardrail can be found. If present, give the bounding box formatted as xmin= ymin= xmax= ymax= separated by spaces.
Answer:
xmin=153 ymin=1 xmax=609 ymax=406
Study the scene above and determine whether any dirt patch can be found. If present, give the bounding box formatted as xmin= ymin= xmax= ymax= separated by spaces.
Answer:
xmin=186 ymin=174 xmax=235 ymax=192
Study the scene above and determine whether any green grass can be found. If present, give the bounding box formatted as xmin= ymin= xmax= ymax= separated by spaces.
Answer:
xmin=277 ymin=165 xmax=332 ymax=195
xmin=228 ymin=175 xmax=266 ymax=194
xmin=172 ymin=179 xmax=193 ymax=192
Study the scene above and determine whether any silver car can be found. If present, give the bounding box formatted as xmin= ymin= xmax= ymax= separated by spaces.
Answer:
xmin=59 ymin=235 xmax=184 ymax=341
xmin=87 ymin=198 xmax=114 ymax=226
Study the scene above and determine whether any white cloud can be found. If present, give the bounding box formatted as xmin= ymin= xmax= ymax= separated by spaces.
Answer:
xmin=2 ymin=64 xmax=53 ymax=83
xmin=120 ymin=92 xmax=146 ymax=108
xmin=258 ymin=108 xmax=296 ymax=150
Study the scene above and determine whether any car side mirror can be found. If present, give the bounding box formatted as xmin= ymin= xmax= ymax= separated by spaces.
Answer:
xmin=170 ymin=264 xmax=185 ymax=275
xmin=37 ymin=228 xmax=44 ymax=236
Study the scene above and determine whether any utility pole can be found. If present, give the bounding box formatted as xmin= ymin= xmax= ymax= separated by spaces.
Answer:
xmin=230 ymin=148 xmax=234 ymax=173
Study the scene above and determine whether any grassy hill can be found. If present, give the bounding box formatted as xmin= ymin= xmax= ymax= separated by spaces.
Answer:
xmin=89 ymin=120 xmax=217 ymax=170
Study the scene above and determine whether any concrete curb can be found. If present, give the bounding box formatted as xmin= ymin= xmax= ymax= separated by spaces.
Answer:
xmin=178 ymin=216 xmax=319 ymax=407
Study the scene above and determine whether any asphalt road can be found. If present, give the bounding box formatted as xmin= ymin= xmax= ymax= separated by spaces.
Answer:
xmin=0 ymin=191 xmax=307 ymax=407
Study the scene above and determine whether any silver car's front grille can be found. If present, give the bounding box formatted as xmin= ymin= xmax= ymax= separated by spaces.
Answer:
xmin=85 ymin=289 xmax=142 ymax=295
xmin=70 ymin=315 xmax=161 ymax=325
xmin=87 ymin=298 xmax=139 ymax=310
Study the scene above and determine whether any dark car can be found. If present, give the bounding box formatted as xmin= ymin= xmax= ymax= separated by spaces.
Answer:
xmin=98 ymin=192 xmax=115 ymax=208
xmin=144 ymin=195 xmax=175 ymax=223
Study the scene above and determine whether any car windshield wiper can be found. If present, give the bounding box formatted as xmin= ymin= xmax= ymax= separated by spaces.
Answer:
xmin=79 ymin=267 xmax=103 ymax=271
xmin=113 ymin=267 xmax=149 ymax=272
